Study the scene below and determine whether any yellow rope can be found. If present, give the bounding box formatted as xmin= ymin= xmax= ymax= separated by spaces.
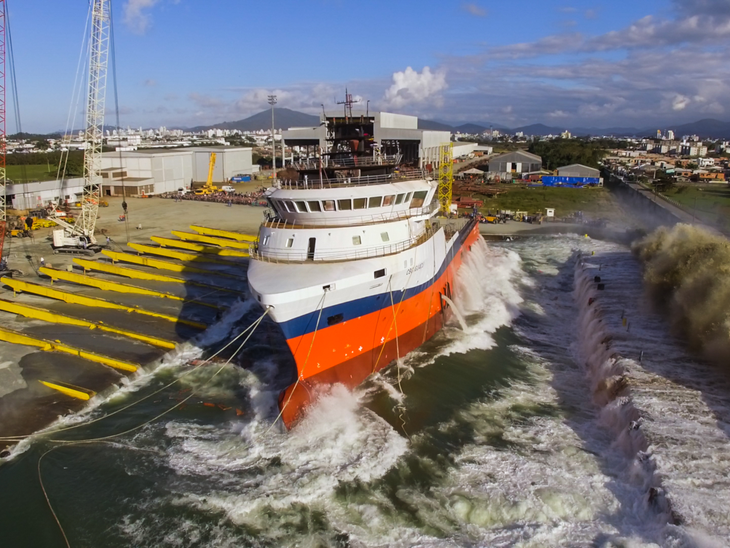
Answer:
xmin=268 ymin=290 xmax=327 ymax=431
xmin=0 ymin=305 xmax=267 ymax=443
xmin=36 ymin=308 xmax=270 ymax=546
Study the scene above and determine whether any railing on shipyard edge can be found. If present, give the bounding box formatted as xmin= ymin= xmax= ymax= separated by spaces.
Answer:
xmin=263 ymin=201 xmax=440 ymax=230
xmin=275 ymin=168 xmax=430 ymax=190
xmin=249 ymin=218 xmax=470 ymax=264
xmin=290 ymin=154 xmax=402 ymax=171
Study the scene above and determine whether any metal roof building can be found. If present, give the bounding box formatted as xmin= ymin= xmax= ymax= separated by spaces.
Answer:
xmin=488 ymin=150 xmax=543 ymax=177
xmin=100 ymin=146 xmax=258 ymax=196
xmin=557 ymin=164 xmax=600 ymax=178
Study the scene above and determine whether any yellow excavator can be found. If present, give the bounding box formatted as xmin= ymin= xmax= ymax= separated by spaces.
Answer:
xmin=194 ymin=153 xmax=219 ymax=195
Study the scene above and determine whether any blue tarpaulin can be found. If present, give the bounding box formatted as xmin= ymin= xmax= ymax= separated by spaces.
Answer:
xmin=542 ymin=176 xmax=600 ymax=187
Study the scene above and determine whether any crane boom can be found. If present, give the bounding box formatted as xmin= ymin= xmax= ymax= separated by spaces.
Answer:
xmin=51 ymin=0 xmax=110 ymax=251
xmin=0 ymin=0 xmax=6 ymax=265
xmin=79 ymin=0 xmax=110 ymax=242
xmin=206 ymin=152 xmax=217 ymax=189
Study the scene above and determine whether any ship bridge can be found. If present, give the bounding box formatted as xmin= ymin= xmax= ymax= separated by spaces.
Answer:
xmin=254 ymin=178 xmax=439 ymax=263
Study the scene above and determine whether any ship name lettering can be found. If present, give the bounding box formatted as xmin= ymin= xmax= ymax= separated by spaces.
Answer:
xmin=406 ymin=262 xmax=424 ymax=275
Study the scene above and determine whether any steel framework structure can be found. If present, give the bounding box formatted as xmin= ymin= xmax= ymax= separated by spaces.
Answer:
xmin=79 ymin=0 xmax=110 ymax=241
xmin=437 ymin=142 xmax=453 ymax=216
xmin=0 ymin=0 xmax=6 ymax=253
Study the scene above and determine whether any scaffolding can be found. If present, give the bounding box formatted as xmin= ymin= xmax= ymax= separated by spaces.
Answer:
xmin=437 ymin=142 xmax=453 ymax=216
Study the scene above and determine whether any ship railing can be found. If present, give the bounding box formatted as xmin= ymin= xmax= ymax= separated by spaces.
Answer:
xmin=291 ymin=154 xmax=402 ymax=171
xmin=262 ymin=201 xmax=439 ymax=230
xmin=250 ymin=224 xmax=441 ymax=264
xmin=275 ymin=169 xmax=429 ymax=190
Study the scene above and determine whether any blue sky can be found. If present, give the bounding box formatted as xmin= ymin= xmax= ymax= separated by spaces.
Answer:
xmin=9 ymin=0 xmax=730 ymax=132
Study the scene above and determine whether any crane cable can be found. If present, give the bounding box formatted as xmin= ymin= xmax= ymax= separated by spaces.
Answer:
xmin=54 ymin=2 xmax=91 ymax=198
xmin=108 ymin=6 xmax=130 ymax=243
xmin=36 ymin=307 xmax=271 ymax=548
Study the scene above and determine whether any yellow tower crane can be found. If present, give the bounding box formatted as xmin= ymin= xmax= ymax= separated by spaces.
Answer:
xmin=437 ymin=142 xmax=453 ymax=216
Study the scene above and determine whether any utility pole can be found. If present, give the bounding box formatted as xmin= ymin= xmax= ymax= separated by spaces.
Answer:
xmin=268 ymin=94 xmax=277 ymax=174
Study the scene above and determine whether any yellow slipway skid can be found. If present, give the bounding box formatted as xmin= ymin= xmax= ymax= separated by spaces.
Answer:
xmin=0 ymin=325 xmax=138 ymax=372
xmin=190 ymin=225 xmax=257 ymax=242
xmin=170 ymin=231 xmax=251 ymax=251
xmin=39 ymin=381 xmax=95 ymax=401
xmin=0 ymin=298 xmax=176 ymax=349
xmin=127 ymin=242 xmax=240 ymax=264
xmin=94 ymin=254 xmax=243 ymax=294
xmin=0 ymin=277 xmax=207 ymax=330
xmin=41 ymin=266 xmax=222 ymax=311
xmin=150 ymin=236 xmax=248 ymax=258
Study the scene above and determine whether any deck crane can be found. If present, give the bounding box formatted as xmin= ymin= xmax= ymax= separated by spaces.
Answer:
xmin=51 ymin=0 xmax=111 ymax=254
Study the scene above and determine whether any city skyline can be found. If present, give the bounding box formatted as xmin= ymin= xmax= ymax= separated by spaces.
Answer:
xmin=9 ymin=0 xmax=730 ymax=132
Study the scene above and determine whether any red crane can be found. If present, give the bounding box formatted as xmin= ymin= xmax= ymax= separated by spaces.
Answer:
xmin=0 ymin=0 xmax=6 ymax=269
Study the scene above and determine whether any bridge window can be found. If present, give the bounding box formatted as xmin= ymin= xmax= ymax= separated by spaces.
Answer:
xmin=353 ymin=198 xmax=367 ymax=209
xmin=286 ymin=238 xmax=294 ymax=248
xmin=368 ymin=196 xmax=382 ymax=208
xmin=410 ymin=191 xmax=427 ymax=208
xmin=405 ymin=192 xmax=412 ymax=202
xmin=295 ymin=201 xmax=308 ymax=212
xmin=352 ymin=235 xmax=362 ymax=245
xmin=284 ymin=200 xmax=296 ymax=212
xmin=337 ymin=199 xmax=352 ymax=210
xmin=383 ymin=195 xmax=395 ymax=206
xmin=308 ymin=201 xmax=322 ymax=212
xmin=395 ymin=193 xmax=405 ymax=205
xmin=262 ymin=235 xmax=270 ymax=246
xmin=323 ymin=200 xmax=335 ymax=211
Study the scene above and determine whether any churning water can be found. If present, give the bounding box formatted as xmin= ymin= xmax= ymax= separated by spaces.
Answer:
xmin=1 ymin=235 xmax=729 ymax=547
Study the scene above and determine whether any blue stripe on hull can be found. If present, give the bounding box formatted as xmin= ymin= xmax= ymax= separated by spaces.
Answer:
xmin=279 ymin=219 xmax=477 ymax=340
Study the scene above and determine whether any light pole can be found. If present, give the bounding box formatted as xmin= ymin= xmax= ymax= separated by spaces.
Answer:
xmin=268 ymin=94 xmax=277 ymax=173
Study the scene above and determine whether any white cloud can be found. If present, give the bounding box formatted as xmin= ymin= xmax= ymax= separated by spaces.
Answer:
xmin=383 ymin=67 xmax=447 ymax=109
xmin=462 ymin=3 xmax=487 ymax=17
xmin=672 ymin=94 xmax=691 ymax=111
xmin=548 ymin=110 xmax=569 ymax=118
xmin=123 ymin=0 xmax=161 ymax=34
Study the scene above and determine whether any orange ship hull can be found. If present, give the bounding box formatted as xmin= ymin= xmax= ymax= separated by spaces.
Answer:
xmin=278 ymin=220 xmax=481 ymax=427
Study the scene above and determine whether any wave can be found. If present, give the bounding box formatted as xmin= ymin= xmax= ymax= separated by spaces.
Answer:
xmin=632 ymin=224 xmax=730 ymax=367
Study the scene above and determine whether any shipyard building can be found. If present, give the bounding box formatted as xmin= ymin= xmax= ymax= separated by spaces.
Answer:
xmin=488 ymin=150 xmax=543 ymax=180
xmin=282 ymin=111 xmax=454 ymax=168
xmin=99 ymin=146 xmax=258 ymax=196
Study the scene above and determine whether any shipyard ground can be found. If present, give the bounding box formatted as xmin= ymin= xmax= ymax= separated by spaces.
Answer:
xmin=0 ymin=192 xmax=635 ymax=453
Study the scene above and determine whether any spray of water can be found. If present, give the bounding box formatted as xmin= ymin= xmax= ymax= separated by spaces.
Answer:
xmin=632 ymin=224 xmax=730 ymax=366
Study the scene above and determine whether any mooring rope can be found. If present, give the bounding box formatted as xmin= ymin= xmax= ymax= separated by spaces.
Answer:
xmin=269 ymin=290 xmax=327 ymax=432
xmin=36 ymin=307 xmax=270 ymax=547
xmin=0 ymin=307 xmax=270 ymax=442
